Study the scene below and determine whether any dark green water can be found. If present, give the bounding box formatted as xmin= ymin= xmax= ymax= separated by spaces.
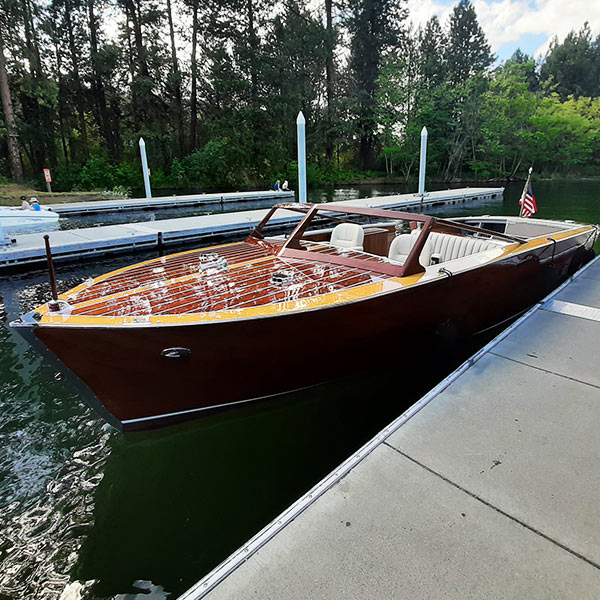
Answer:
xmin=0 ymin=181 xmax=598 ymax=599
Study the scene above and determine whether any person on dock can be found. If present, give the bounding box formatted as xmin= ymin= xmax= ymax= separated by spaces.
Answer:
xmin=282 ymin=180 xmax=289 ymax=191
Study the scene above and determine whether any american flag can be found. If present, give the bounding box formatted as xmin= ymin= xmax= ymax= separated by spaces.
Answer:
xmin=519 ymin=172 xmax=537 ymax=218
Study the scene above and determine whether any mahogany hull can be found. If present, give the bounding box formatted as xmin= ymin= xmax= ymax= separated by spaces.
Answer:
xmin=33 ymin=233 xmax=594 ymax=430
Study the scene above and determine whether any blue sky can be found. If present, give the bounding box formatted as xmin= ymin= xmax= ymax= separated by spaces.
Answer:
xmin=406 ymin=0 xmax=600 ymax=62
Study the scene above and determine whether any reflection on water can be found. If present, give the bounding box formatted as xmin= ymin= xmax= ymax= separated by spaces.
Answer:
xmin=0 ymin=181 xmax=599 ymax=598
xmin=74 ymin=374 xmax=414 ymax=597
xmin=0 ymin=282 xmax=112 ymax=599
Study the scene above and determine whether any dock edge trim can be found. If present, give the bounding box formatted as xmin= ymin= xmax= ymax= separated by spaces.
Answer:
xmin=178 ymin=254 xmax=600 ymax=600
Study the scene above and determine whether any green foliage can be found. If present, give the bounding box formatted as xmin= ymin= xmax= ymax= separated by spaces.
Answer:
xmin=50 ymin=157 xmax=139 ymax=192
xmin=480 ymin=61 xmax=539 ymax=177
xmin=0 ymin=0 xmax=598 ymax=191
xmin=175 ymin=141 xmax=248 ymax=188
xmin=540 ymin=24 xmax=600 ymax=100
xmin=446 ymin=0 xmax=493 ymax=86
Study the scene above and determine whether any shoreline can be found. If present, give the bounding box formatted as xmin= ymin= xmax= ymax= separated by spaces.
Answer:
xmin=2 ymin=176 xmax=597 ymax=206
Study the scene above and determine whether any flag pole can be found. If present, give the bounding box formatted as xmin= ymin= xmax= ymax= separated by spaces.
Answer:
xmin=519 ymin=167 xmax=532 ymax=217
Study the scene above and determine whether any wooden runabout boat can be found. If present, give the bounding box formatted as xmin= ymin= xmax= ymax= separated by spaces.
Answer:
xmin=11 ymin=203 xmax=599 ymax=430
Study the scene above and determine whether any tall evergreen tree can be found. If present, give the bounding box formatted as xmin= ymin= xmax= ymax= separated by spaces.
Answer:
xmin=166 ymin=0 xmax=185 ymax=155
xmin=540 ymin=24 xmax=600 ymax=100
xmin=0 ymin=21 xmax=24 ymax=182
xmin=418 ymin=16 xmax=446 ymax=89
xmin=346 ymin=0 xmax=406 ymax=169
xmin=446 ymin=0 xmax=493 ymax=86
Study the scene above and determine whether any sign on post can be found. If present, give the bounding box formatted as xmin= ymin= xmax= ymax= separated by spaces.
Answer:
xmin=43 ymin=169 xmax=52 ymax=193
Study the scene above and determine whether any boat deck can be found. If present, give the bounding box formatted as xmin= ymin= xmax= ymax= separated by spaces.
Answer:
xmin=61 ymin=240 xmax=385 ymax=317
xmin=179 ymin=255 xmax=600 ymax=600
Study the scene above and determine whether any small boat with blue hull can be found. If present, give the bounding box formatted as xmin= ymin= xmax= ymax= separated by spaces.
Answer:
xmin=11 ymin=203 xmax=599 ymax=430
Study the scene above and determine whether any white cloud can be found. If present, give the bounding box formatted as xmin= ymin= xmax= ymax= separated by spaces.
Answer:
xmin=404 ymin=0 xmax=600 ymax=59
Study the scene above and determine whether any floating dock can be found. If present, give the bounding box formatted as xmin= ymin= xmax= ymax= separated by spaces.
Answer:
xmin=180 ymin=255 xmax=600 ymax=600
xmin=47 ymin=190 xmax=294 ymax=216
xmin=0 ymin=187 xmax=502 ymax=271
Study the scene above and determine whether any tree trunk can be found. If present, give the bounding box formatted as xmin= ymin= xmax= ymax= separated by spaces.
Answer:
xmin=246 ymin=0 xmax=258 ymax=166
xmin=21 ymin=0 xmax=57 ymax=171
xmin=324 ymin=0 xmax=334 ymax=162
xmin=123 ymin=1 xmax=136 ymax=81
xmin=64 ymin=0 xmax=89 ymax=160
xmin=189 ymin=0 xmax=198 ymax=151
xmin=0 ymin=31 xmax=24 ymax=183
xmin=49 ymin=14 xmax=70 ymax=163
xmin=166 ymin=0 xmax=185 ymax=155
xmin=21 ymin=0 xmax=42 ymax=78
xmin=247 ymin=0 xmax=258 ymax=102
xmin=88 ymin=0 xmax=116 ymax=159
xmin=126 ymin=0 xmax=149 ymax=77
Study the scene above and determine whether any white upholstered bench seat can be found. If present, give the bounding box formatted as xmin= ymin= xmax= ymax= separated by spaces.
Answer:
xmin=388 ymin=231 xmax=504 ymax=266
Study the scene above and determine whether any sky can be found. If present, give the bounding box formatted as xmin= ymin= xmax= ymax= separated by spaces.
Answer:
xmin=405 ymin=0 xmax=600 ymax=62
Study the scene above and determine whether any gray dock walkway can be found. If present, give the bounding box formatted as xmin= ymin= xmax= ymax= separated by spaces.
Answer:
xmin=181 ymin=255 xmax=600 ymax=600
xmin=47 ymin=190 xmax=294 ymax=216
xmin=0 ymin=187 xmax=502 ymax=270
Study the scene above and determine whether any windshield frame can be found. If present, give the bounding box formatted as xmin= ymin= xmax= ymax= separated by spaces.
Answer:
xmin=249 ymin=203 xmax=522 ymax=277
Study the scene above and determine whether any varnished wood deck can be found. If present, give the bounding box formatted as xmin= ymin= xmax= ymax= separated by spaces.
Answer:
xmin=66 ymin=240 xmax=385 ymax=317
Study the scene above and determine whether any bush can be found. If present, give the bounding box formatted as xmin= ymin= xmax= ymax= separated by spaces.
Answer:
xmin=50 ymin=157 xmax=140 ymax=191
xmin=175 ymin=141 xmax=248 ymax=188
xmin=102 ymin=185 xmax=132 ymax=198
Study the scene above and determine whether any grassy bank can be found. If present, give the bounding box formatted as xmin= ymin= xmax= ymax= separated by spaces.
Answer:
xmin=0 ymin=184 xmax=110 ymax=206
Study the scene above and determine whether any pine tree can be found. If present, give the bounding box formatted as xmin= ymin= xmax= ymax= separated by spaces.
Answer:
xmin=446 ymin=0 xmax=493 ymax=86
xmin=346 ymin=0 xmax=406 ymax=170
xmin=0 ymin=23 xmax=24 ymax=182
xmin=419 ymin=16 xmax=446 ymax=89
xmin=540 ymin=24 xmax=600 ymax=99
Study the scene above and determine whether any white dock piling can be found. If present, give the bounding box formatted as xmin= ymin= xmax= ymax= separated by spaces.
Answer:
xmin=297 ymin=112 xmax=307 ymax=204
xmin=139 ymin=137 xmax=152 ymax=199
xmin=418 ymin=126 xmax=428 ymax=197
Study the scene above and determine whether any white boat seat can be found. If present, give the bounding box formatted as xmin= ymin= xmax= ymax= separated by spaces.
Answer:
xmin=330 ymin=223 xmax=364 ymax=251
xmin=387 ymin=230 xmax=419 ymax=264
xmin=421 ymin=232 xmax=501 ymax=266
xmin=388 ymin=230 xmax=503 ymax=267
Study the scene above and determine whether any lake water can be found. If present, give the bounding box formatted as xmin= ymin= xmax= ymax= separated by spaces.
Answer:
xmin=0 ymin=181 xmax=598 ymax=599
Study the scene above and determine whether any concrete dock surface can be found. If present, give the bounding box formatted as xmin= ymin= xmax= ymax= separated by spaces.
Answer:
xmin=0 ymin=187 xmax=502 ymax=270
xmin=181 ymin=255 xmax=600 ymax=600
xmin=47 ymin=190 xmax=294 ymax=215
